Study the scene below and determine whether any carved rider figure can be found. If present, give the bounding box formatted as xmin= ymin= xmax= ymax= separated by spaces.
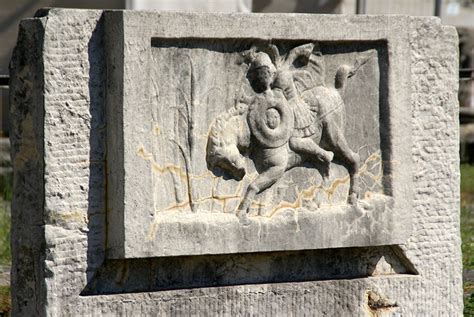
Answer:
xmin=245 ymin=51 xmax=295 ymax=151
xmin=246 ymin=47 xmax=334 ymax=165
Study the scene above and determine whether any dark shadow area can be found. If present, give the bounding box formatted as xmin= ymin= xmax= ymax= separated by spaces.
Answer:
xmin=151 ymin=38 xmax=325 ymax=57
xmin=81 ymin=245 xmax=417 ymax=296
xmin=294 ymin=0 xmax=342 ymax=13
xmin=86 ymin=15 xmax=107 ymax=284
xmin=152 ymin=37 xmax=258 ymax=54
xmin=207 ymin=164 xmax=245 ymax=181
xmin=253 ymin=0 xmax=343 ymax=13
xmin=0 ymin=0 xmax=38 ymax=33
xmin=8 ymin=17 xmax=48 ymax=314
xmin=377 ymin=42 xmax=391 ymax=196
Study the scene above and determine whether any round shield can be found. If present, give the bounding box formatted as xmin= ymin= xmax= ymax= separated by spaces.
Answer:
xmin=248 ymin=93 xmax=294 ymax=148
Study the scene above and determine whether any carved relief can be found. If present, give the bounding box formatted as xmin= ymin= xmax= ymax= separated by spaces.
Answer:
xmin=206 ymin=43 xmax=373 ymax=216
xmin=106 ymin=17 xmax=414 ymax=259
xmin=144 ymin=39 xmax=385 ymax=221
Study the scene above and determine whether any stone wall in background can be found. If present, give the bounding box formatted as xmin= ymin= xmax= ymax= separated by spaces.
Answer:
xmin=9 ymin=9 xmax=461 ymax=316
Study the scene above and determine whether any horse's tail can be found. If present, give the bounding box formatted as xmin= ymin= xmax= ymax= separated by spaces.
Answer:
xmin=335 ymin=64 xmax=352 ymax=94
xmin=335 ymin=51 xmax=374 ymax=94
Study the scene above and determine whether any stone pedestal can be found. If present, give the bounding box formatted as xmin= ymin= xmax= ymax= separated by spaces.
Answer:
xmin=9 ymin=8 xmax=461 ymax=316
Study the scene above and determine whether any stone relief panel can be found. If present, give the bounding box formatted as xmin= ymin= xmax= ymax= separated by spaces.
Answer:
xmin=106 ymin=32 xmax=412 ymax=258
xmin=143 ymin=39 xmax=388 ymax=222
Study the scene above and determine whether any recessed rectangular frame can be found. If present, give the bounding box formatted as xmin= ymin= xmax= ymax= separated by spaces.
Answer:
xmin=105 ymin=11 xmax=413 ymax=259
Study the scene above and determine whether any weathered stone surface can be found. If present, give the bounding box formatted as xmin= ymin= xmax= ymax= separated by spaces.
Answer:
xmin=9 ymin=8 xmax=461 ymax=316
xmin=106 ymin=11 xmax=413 ymax=259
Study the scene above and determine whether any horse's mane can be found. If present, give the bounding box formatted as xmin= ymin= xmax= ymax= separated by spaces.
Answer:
xmin=209 ymin=103 xmax=247 ymax=146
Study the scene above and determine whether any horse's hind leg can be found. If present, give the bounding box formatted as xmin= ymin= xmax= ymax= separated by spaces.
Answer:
xmin=323 ymin=121 xmax=360 ymax=203
xmin=238 ymin=165 xmax=286 ymax=214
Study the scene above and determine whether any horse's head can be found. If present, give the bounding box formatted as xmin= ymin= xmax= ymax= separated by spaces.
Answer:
xmin=206 ymin=104 xmax=251 ymax=180
xmin=206 ymin=142 xmax=246 ymax=181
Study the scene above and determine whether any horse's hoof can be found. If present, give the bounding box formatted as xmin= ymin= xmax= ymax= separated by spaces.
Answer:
xmin=352 ymin=203 xmax=365 ymax=217
xmin=353 ymin=152 xmax=361 ymax=165
xmin=238 ymin=210 xmax=251 ymax=225
xmin=348 ymin=193 xmax=358 ymax=205
xmin=322 ymin=171 xmax=331 ymax=183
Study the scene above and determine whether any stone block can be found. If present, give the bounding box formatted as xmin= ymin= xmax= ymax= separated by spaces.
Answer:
xmin=9 ymin=8 xmax=461 ymax=316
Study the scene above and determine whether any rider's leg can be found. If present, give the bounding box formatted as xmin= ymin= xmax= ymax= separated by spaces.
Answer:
xmin=289 ymin=137 xmax=334 ymax=163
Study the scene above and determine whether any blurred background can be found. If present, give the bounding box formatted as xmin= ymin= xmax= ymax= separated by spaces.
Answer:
xmin=0 ymin=0 xmax=473 ymax=315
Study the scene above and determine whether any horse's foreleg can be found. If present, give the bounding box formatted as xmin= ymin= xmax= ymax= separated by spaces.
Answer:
xmin=238 ymin=165 xmax=286 ymax=214
xmin=323 ymin=121 xmax=360 ymax=203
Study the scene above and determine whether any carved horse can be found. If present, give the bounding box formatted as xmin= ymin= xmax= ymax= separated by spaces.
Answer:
xmin=207 ymin=45 xmax=370 ymax=213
